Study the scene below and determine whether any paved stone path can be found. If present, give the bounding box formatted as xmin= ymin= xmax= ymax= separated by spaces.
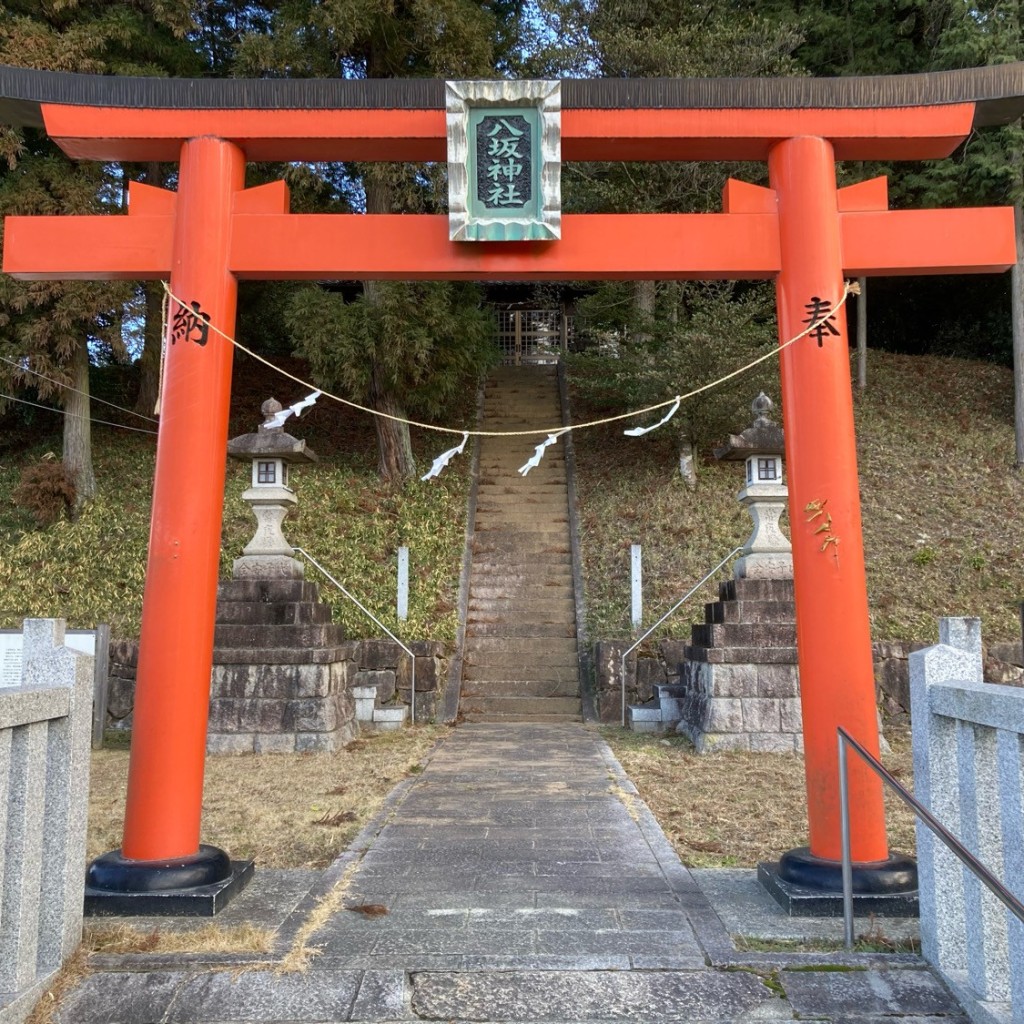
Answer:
xmin=62 ymin=724 xmax=967 ymax=1023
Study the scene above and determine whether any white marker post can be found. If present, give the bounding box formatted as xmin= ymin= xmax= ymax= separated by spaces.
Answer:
xmin=397 ymin=546 xmax=409 ymax=621
xmin=630 ymin=544 xmax=642 ymax=630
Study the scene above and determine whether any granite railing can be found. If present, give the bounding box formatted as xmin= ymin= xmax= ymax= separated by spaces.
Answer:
xmin=910 ymin=617 xmax=1024 ymax=1024
xmin=0 ymin=620 xmax=93 ymax=1024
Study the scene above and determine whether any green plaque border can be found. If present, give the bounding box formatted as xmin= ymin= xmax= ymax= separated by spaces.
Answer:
xmin=446 ymin=80 xmax=561 ymax=243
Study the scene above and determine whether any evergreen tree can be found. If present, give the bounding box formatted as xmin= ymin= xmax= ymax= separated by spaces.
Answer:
xmin=530 ymin=0 xmax=802 ymax=462
xmin=0 ymin=0 xmax=200 ymax=501
xmin=233 ymin=1 xmax=524 ymax=481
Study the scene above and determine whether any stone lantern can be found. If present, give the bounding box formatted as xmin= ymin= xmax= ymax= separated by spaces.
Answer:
xmin=714 ymin=393 xmax=792 ymax=579
xmin=227 ymin=398 xmax=317 ymax=580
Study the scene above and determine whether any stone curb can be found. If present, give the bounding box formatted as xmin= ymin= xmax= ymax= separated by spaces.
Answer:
xmin=442 ymin=378 xmax=486 ymax=724
xmin=558 ymin=359 xmax=595 ymax=722
xmin=591 ymin=734 xmax=928 ymax=972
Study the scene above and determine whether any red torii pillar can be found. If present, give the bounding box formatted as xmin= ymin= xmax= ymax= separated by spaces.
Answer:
xmin=3 ymin=95 xmax=1015 ymax=906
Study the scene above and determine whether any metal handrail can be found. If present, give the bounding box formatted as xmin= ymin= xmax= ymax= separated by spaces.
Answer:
xmin=618 ymin=547 xmax=743 ymax=726
xmin=293 ymin=546 xmax=417 ymax=723
xmin=837 ymin=725 xmax=1024 ymax=949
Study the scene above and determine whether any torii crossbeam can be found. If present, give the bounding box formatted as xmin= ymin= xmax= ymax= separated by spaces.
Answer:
xmin=1 ymin=63 xmax=1019 ymax=907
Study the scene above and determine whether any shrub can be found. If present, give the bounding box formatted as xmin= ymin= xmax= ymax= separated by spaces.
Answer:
xmin=12 ymin=458 xmax=77 ymax=526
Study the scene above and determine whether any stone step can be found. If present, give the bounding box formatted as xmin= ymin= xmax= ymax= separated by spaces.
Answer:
xmin=216 ymin=579 xmax=321 ymax=604
xmin=460 ymin=677 xmax=579 ymax=697
xmin=214 ymin=601 xmax=334 ymax=626
xmin=468 ymin=599 xmax=576 ymax=618
xmin=468 ymin=571 xmax=574 ymax=585
xmin=475 ymin=484 xmax=568 ymax=494
xmin=470 ymin=562 xmax=573 ymax=576
xmin=705 ymin=599 xmax=796 ymax=625
xmin=473 ymin=532 xmax=570 ymax=545
xmin=460 ymin=711 xmax=583 ymax=723
xmin=464 ymin=636 xmax=578 ymax=656
xmin=475 ymin=506 xmax=568 ymax=516
xmin=473 ymin=524 xmax=573 ymax=532
xmin=718 ymin=577 xmax=795 ymax=603
xmin=468 ymin=586 xmax=575 ymax=602
xmin=479 ymin=453 xmax=565 ymax=463
xmin=690 ymin=622 xmax=798 ymax=648
xmin=463 ymin=657 xmax=579 ymax=679
xmin=471 ymin=545 xmax=572 ymax=560
xmin=214 ymin=622 xmax=347 ymax=649
xmin=459 ymin=695 xmax=582 ymax=718
xmin=465 ymin=622 xmax=576 ymax=638
xmin=474 ymin=498 xmax=568 ymax=509
xmin=477 ymin=470 xmax=567 ymax=482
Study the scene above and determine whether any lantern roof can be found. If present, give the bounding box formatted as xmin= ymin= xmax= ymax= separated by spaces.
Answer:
xmin=714 ymin=393 xmax=785 ymax=461
xmin=227 ymin=399 xmax=318 ymax=464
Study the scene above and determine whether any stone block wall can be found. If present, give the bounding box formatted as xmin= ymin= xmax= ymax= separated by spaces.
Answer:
xmin=677 ymin=660 xmax=802 ymax=753
xmin=910 ymin=617 xmax=1024 ymax=1023
xmin=592 ymin=640 xmax=686 ymax=723
xmin=107 ymin=636 xmax=448 ymax=749
xmin=1 ymin=620 xmax=92 ymax=1024
xmin=596 ymin=632 xmax=1024 ymax=738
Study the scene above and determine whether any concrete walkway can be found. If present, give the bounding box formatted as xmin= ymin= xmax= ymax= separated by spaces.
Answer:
xmin=63 ymin=724 xmax=966 ymax=1023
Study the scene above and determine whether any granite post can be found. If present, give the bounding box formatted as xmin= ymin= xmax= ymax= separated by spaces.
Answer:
xmin=911 ymin=616 xmax=1024 ymax=1022
xmin=1 ymin=619 xmax=92 ymax=1024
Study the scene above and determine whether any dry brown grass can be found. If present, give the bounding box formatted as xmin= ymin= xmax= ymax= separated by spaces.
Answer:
xmin=88 ymin=727 xmax=446 ymax=869
xmin=83 ymin=922 xmax=273 ymax=955
xmin=602 ymin=726 xmax=917 ymax=868
xmin=24 ymin=950 xmax=90 ymax=1024
xmin=570 ymin=350 xmax=1024 ymax=645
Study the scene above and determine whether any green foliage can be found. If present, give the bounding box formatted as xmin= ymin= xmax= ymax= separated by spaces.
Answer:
xmin=219 ymin=457 xmax=469 ymax=645
xmin=0 ymin=0 xmax=203 ymax=483
xmin=232 ymin=0 xmax=514 ymax=80
xmin=571 ymin=349 xmax=1024 ymax=645
xmin=0 ymin=397 xmax=470 ymax=645
xmin=1 ymin=483 xmax=153 ymax=637
xmin=288 ymin=282 xmax=499 ymax=422
xmin=571 ymin=281 xmax=778 ymax=451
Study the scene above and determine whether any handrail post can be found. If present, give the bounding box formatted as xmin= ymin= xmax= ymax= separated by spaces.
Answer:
xmin=294 ymin=546 xmax=418 ymax=728
xmin=839 ymin=731 xmax=854 ymax=949
xmin=835 ymin=724 xmax=1024 ymax=952
xmin=620 ymin=656 xmax=627 ymax=727
xmin=618 ymin=547 xmax=741 ymax=730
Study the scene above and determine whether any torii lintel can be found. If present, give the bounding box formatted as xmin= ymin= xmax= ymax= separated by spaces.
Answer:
xmin=3 ymin=176 xmax=1015 ymax=282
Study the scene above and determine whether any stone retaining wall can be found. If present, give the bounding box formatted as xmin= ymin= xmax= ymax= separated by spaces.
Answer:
xmin=106 ymin=638 xmax=448 ymax=742
xmin=595 ymin=636 xmax=1024 ymax=728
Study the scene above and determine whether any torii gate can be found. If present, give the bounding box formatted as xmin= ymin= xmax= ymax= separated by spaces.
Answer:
xmin=1 ymin=64 xmax=1020 ymax=904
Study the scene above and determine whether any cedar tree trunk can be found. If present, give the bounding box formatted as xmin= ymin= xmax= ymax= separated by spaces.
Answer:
xmin=64 ymin=338 xmax=96 ymax=502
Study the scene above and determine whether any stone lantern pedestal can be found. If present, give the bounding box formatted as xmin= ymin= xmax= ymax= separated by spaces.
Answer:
xmin=207 ymin=399 xmax=358 ymax=754
xmin=717 ymin=392 xmax=793 ymax=581
xmin=675 ymin=395 xmax=802 ymax=752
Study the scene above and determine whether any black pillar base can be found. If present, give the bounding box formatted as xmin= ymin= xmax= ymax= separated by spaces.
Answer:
xmin=758 ymin=846 xmax=918 ymax=918
xmin=84 ymin=845 xmax=254 ymax=917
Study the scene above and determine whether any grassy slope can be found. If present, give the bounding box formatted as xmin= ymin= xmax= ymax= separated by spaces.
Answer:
xmin=1 ymin=348 xmax=1020 ymax=647
xmin=570 ymin=349 xmax=1024 ymax=646
xmin=0 ymin=355 xmax=473 ymax=645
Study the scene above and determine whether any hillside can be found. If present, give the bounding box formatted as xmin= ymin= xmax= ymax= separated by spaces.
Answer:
xmin=569 ymin=349 xmax=1024 ymax=646
xmin=0 ymin=355 xmax=474 ymax=644
xmin=1 ymin=348 xmax=1022 ymax=649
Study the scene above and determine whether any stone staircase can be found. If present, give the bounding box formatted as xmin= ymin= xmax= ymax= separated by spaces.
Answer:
xmin=460 ymin=365 xmax=582 ymax=722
